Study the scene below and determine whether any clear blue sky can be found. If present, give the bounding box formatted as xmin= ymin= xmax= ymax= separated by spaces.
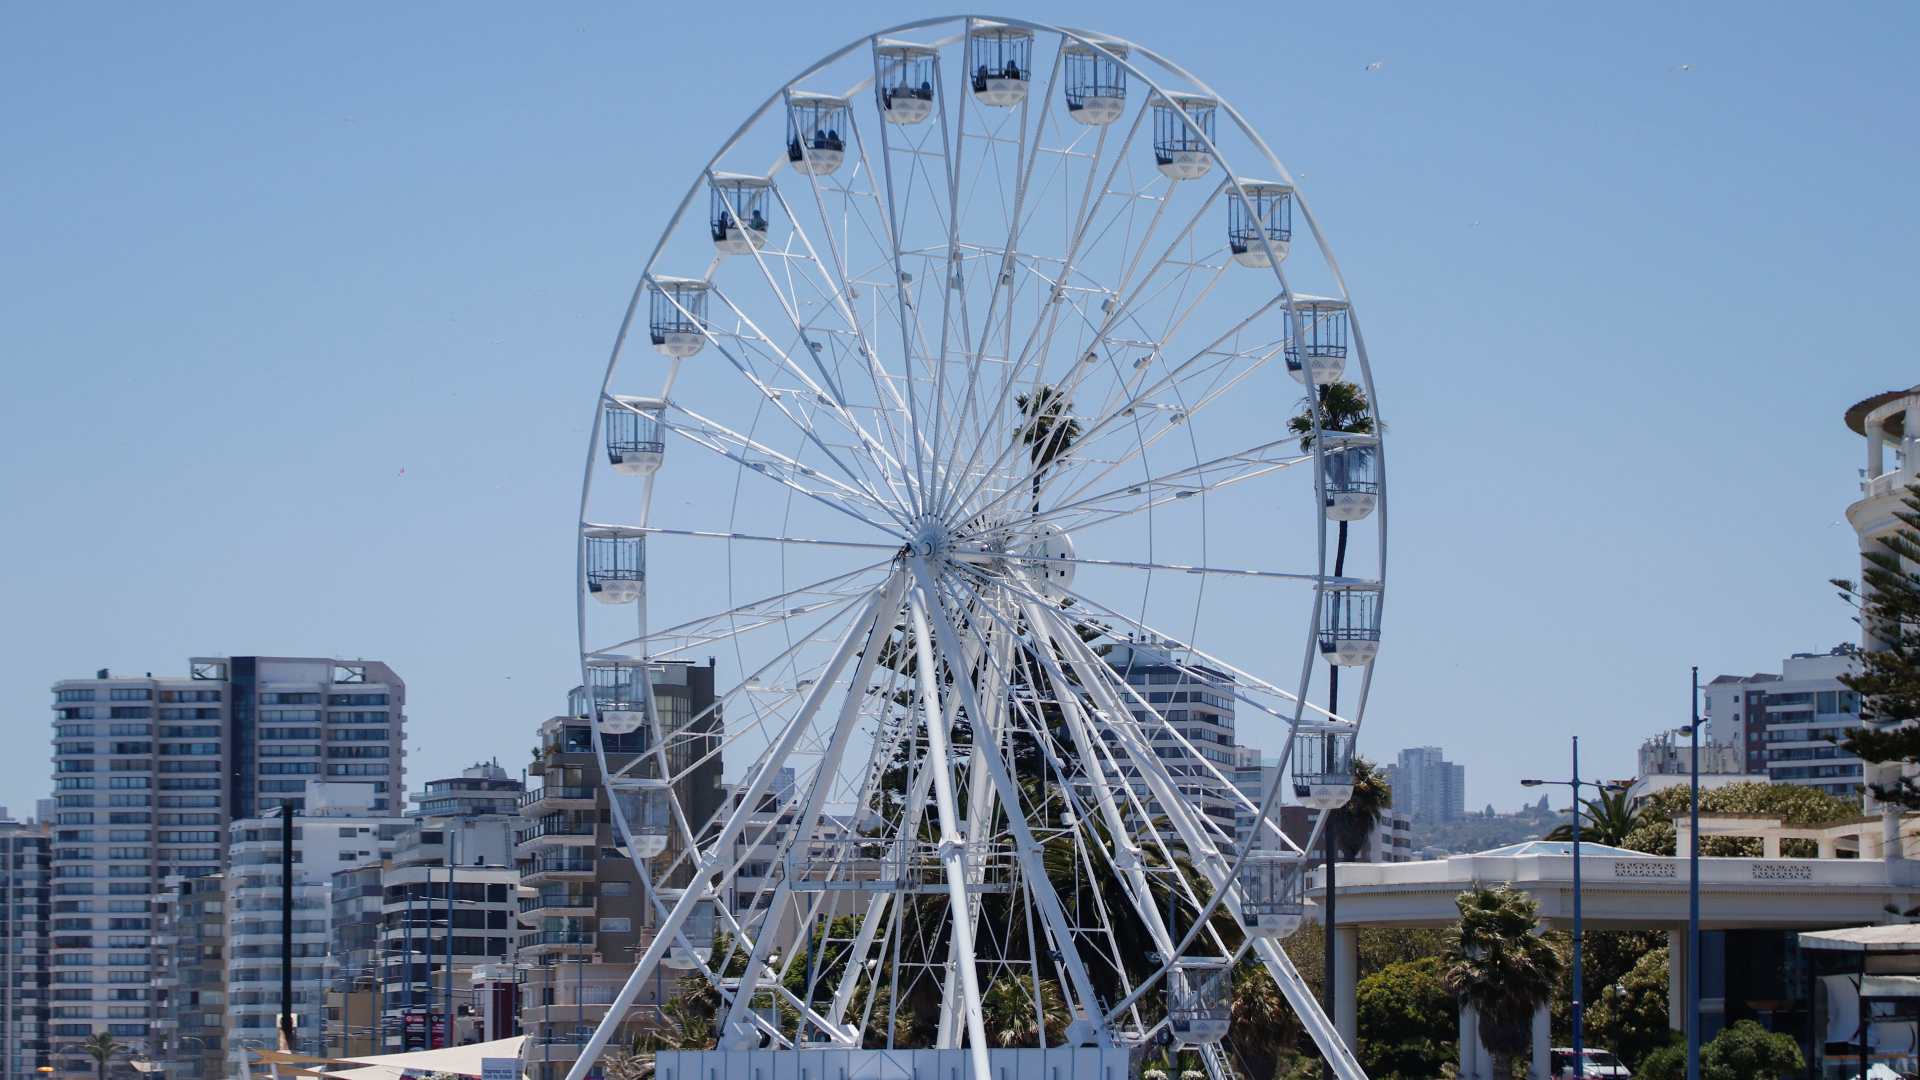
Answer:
xmin=3 ymin=3 xmax=1916 ymax=817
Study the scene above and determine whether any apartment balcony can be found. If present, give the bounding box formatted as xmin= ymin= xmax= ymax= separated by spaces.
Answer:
xmin=520 ymin=786 xmax=596 ymax=813
xmin=519 ymin=854 xmax=597 ymax=885
xmin=518 ymin=889 xmax=597 ymax=924
xmin=518 ymin=930 xmax=596 ymax=960
xmin=515 ymin=822 xmax=598 ymax=856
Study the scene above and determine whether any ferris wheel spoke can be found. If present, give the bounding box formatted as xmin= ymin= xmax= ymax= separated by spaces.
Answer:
xmin=712 ymin=229 xmax=913 ymax=513
xmin=1037 ymin=344 xmax=1291 ymax=518
xmin=764 ymin=180 xmax=922 ymax=507
xmin=992 ymin=588 xmax=1306 ymax=858
xmin=942 ymin=575 xmax=1221 ymax=955
xmin=709 ymin=176 xmax=920 ymax=512
xmin=961 ymin=288 xmax=1285 ymax=530
xmin=972 ymin=560 xmax=1338 ymax=725
xmin=588 ymin=556 xmax=892 ymax=659
xmin=660 ymin=405 xmax=911 ymax=535
xmin=603 ymin=589 xmax=874 ymax=805
xmin=932 ymin=46 xmax=1063 ymax=518
xmin=908 ymin=564 xmax=1111 ymax=1041
xmin=1013 ymin=437 xmax=1308 ymax=536
xmin=718 ymin=571 xmax=907 ymax=1045
xmin=699 ymin=286 xmax=916 ymax=521
xmin=937 ymin=179 xmax=1224 ymax=527
xmin=930 ymin=100 xmax=1135 ymax=523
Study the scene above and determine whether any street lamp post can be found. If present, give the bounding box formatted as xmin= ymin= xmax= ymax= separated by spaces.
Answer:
xmin=1688 ymin=666 xmax=1702 ymax=1080
xmin=1524 ymin=735 xmax=1627 ymax=1080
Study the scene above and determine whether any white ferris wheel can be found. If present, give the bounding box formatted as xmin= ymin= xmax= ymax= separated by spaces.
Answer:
xmin=571 ymin=15 xmax=1386 ymax=1080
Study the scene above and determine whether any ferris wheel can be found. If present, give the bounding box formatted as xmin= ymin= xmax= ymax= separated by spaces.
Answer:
xmin=570 ymin=15 xmax=1385 ymax=1080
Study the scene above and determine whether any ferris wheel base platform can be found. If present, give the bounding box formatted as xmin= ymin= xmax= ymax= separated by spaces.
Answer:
xmin=655 ymin=1045 xmax=1134 ymax=1080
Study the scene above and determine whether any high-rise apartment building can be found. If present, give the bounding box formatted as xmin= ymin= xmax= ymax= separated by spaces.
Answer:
xmin=1702 ymin=646 xmax=1866 ymax=798
xmin=152 ymin=873 xmax=227 ymax=1080
xmin=1106 ymin=641 xmax=1239 ymax=833
xmin=1386 ymin=746 xmax=1466 ymax=826
xmin=47 ymin=655 xmax=405 ymax=1066
xmin=368 ymin=762 xmax=525 ymax=1052
xmin=0 ymin=812 xmax=52 ymax=1080
xmin=222 ymin=785 xmax=410 ymax=1071
xmin=518 ymin=664 xmax=721 ymax=1080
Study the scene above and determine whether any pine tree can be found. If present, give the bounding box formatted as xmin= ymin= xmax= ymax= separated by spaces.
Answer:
xmin=1836 ymin=485 xmax=1920 ymax=807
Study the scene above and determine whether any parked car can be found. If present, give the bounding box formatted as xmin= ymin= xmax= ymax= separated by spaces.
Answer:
xmin=1550 ymin=1047 xmax=1633 ymax=1079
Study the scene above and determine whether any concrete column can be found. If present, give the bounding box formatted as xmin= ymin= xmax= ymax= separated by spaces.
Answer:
xmin=1819 ymin=835 xmax=1838 ymax=859
xmin=1531 ymin=1003 xmax=1551 ymax=1080
xmin=1333 ymin=925 xmax=1358 ymax=1051
xmin=1869 ymin=425 xmax=1885 ymax=478
xmin=1675 ymin=823 xmax=1692 ymax=859
xmin=1667 ymin=929 xmax=1685 ymax=1033
xmin=1762 ymin=834 xmax=1781 ymax=859
xmin=1904 ymin=401 xmax=1920 ymax=467
xmin=1459 ymin=1004 xmax=1484 ymax=1080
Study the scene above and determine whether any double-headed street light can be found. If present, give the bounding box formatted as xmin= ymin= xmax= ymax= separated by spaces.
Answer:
xmin=1524 ymin=735 xmax=1630 ymax=1080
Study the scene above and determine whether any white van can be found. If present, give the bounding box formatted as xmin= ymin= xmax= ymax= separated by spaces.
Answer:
xmin=1549 ymin=1047 xmax=1633 ymax=1079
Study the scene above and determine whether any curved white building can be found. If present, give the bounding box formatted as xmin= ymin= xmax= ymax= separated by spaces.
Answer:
xmin=1843 ymin=386 xmax=1920 ymax=852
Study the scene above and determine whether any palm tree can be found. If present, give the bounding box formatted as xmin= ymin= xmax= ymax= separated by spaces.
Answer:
xmin=1290 ymin=381 xmax=1375 ymax=1050
xmin=80 ymin=1033 xmax=122 ymax=1080
xmin=980 ymin=975 xmax=1071 ymax=1048
xmin=1543 ymin=786 xmax=1642 ymax=846
xmin=1443 ymin=886 xmax=1564 ymax=1079
xmin=1016 ymin=384 xmax=1081 ymax=511
xmin=1330 ymin=758 xmax=1392 ymax=859
xmin=1227 ymin=957 xmax=1300 ymax=1080
xmin=1286 ymin=379 xmax=1375 ymax=711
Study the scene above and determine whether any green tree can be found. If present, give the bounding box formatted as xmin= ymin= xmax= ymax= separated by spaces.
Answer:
xmin=1620 ymin=782 xmax=1859 ymax=856
xmin=1443 ymin=886 xmax=1564 ymax=1080
xmin=1543 ymin=787 xmax=1644 ymax=847
xmin=1355 ymin=956 xmax=1455 ymax=1079
xmin=1836 ymin=485 xmax=1920 ymax=807
xmin=80 ymin=1033 xmax=122 ymax=1080
xmin=1638 ymin=1019 xmax=1802 ymax=1080
xmin=979 ymin=975 xmax=1070 ymax=1048
xmin=1332 ymin=758 xmax=1393 ymax=860
xmin=1229 ymin=957 xmax=1303 ymax=1080
xmin=1699 ymin=1019 xmax=1805 ymax=1080
xmin=1584 ymin=946 xmax=1672 ymax=1069
xmin=1016 ymin=384 xmax=1081 ymax=511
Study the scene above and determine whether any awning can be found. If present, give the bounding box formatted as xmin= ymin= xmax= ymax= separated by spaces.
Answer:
xmin=246 ymin=1036 xmax=526 ymax=1080
xmin=1801 ymin=925 xmax=1920 ymax=954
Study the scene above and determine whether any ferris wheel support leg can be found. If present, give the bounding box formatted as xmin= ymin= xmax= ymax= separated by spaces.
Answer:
xmin=1250 ymin=936 xmax=1368 ymax=1080
xmin=719 ymin=571 xmax=909 ymax=1044
xmin=939 ymin=625 xmax=1013 ymax=1046
xmin=561 ymin=573 xmax=903 ymax=1080
xmin=910 ymin=561 xmax=1110 ymax=1045
xmin=905 ymin=583 xmax=996 ymax=1077
xmin=1019 ymin=599 xmax=1180 ymax=963
xmin=1036 ymin=610 xmax=1370 ymax=1080
xmin=828 ymin=626 xmax=981 ymax=1038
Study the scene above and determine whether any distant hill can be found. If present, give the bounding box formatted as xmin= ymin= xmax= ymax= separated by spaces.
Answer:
xmin=1410 ymin=801 xmax=1566 ymax=855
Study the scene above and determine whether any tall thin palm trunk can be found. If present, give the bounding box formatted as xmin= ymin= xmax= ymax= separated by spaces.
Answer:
xmin=1319 ymin=379 xmax=1352 ymax=1072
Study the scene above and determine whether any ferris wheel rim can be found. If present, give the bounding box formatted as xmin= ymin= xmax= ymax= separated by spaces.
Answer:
xmin=566 ymin=16 xmax=1386 ymax=1077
